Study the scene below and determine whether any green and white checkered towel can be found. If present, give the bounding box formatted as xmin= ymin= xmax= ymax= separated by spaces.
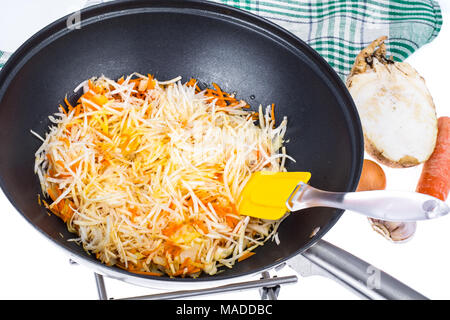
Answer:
xmin=0 ymin=0 xmax=443 ymax=80
xmin=0 ymin=51 xmax=11 ymax=70
xmin=213 ymin=0 xmax=443 ymax=79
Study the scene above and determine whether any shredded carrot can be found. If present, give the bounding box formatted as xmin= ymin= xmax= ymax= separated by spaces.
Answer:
xmin=166 ymin=243 xmax=182 ymax=257
xmin=173 ymin=258 xmax=201 ymax=277
xmin=194 ymin=219 xmax=209 ymax=234
xmin=186 ymin=78 xmax=196 ymax=87
xmin=70 ymin=160 xmax=81 ymax=172
xmin=92 ymin=94 xmax=108 ymax=106
xmin=116 ymin=264 xmax=163 ymax=276
xmin=185 ymin=78 xmax=201 ymax=92
xmin=128 ymin=270 xmax=163 ymax=276
xmin=180 ymin=257 xmax=192 ymax=269
xmin=129 ymin=206 xmax=138 ymax=218
xmin=55 ymin=160 xmax=65 ymax=168
xmin=47 ymin=188 xmax=57 ymax=202
xmin=212 ymin=83 xmax=226 ymax=107
xmin=145 ymin=74 xmax=155 ymax=90
xmin=163 ymin=222 xmax=184 ymax=237
xmin=271 ymin=103 xmax=275 ymax=126
xmin=74 ymin=104 xmax=82 ymax=117
xmin=59 ymin=137 xmax=70 ymax=148
xmin=64 ymin=96 xmax=74 ymax=112
xmin=202 ymin=83 xmax=242 ymax=108
xmin=59 ymin=104 xmax=68 ymax=116
xmin=238 ymin=251 xmax=255 ymax=262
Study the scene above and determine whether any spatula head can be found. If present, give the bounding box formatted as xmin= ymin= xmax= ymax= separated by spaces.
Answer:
xmin=238 ymin=171 xmax=311 ymax=220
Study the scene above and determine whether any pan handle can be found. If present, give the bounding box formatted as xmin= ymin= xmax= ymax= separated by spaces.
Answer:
xmin=288 ymin=239 xmax=428 ymax=300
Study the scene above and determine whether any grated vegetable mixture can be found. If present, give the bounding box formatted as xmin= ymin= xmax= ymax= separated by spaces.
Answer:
xmin=33 ymin=73 xmax=293 ymax=277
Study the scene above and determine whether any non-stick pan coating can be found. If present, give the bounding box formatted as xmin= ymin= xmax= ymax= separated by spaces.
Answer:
xmin=0 ymin=0 xmax=363 ymax=283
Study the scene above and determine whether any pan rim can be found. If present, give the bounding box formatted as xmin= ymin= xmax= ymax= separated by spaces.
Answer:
xmin=0 ymin=0 xmax=363 ymax=285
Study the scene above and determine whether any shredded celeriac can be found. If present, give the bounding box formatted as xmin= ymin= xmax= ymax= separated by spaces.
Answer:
xmin=34 ymin=73 xmax=292 ymax=277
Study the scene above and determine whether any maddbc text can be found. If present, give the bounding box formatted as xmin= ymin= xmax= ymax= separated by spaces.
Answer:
xmin=176 ymin=304 xmax=273 ymax=317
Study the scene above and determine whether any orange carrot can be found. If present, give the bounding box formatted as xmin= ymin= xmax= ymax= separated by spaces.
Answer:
xmin=271 ymin=103 xmax=275 ymax=126
xmin=238 ymin=251 xmax=255 ymax=262
xmin=212 ymin=83 xmax=224 ymax=99
xmin=129 ymin=206 xmax=138 ymax=221
xmin=70 ymin=159 xmax=81 ymax=172
xmin=204 ymin=83 xmax=240 ymax=107
xmin=179 ymin=257 xmax=192 ymax=269
xmin=186 ymin=78 xmax=196 ymax=87
xmin=147 ymin=77 xmax=156 ymax=90
xmin=64 ymin=96 xmax=74 ymax=111
xmin=116 ymin=264 xmax=163 ymax=276
xmin=92 ymin=94 xmax=108 ymax=106
xmin=75 ymin=104 xmax=82 ymax=117
xmin=163 ymin=222 xmax=182 ymax=236
xmin=127 ymin=270 xmax=163 ymax=277
xmin=55 ymin=160 xmax=65 ymax=168
xmin=47 ymin=188 xmax=58 ymax=202
xmin=194 ymin=219 xmax=209 ymax=234
xmin=185 ymin=78 xmax=201 ymax=92
xmin=87 ymin=79 xmax=104 ymax=94
xmin=172 ymin=258 xmax=194 ymax=276
xmin=416 ymin=117 xmax=450 ymax=201
xmin=59 ymin=104 xmax=68 ymax=116
xmin=59 ymin=137 xmax=70 ymax=148
xmin=166 ymin=243 xmax=182 ymax=256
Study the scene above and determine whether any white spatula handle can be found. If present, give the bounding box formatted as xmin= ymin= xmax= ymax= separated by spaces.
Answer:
xmin=286 ymin=183 xmax=449 ymax=221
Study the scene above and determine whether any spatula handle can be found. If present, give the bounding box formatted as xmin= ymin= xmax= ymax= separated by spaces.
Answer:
xmin=286 ymin=183 xmax=449 ymax=221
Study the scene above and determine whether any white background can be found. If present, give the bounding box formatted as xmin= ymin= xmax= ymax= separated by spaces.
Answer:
xmin=0 ymin=0 xmax=449 ymax=300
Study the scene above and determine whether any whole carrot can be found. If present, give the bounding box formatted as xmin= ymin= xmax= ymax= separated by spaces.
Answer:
xmin=416 ymin=117 xmax=450 ymax=201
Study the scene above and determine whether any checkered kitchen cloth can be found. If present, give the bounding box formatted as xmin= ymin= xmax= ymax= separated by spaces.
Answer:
xmin=0 ymin=0 xmax=443 ymax=80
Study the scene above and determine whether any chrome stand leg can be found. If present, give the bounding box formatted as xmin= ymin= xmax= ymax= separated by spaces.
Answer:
xmin=259 ymin=271 xmax=280 ymax=300
xmin=94 ymin=273 xmax=108 ymax=300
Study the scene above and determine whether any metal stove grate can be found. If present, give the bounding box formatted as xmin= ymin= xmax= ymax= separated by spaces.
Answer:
xmin=93 ymin=271 xmax=298 ymax=300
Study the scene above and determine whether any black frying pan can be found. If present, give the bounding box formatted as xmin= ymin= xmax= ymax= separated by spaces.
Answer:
xmin=0 ymin=0 xmax=364 ymax=287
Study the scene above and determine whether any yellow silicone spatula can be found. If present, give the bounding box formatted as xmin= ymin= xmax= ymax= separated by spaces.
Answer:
xmin=237 ymin=171 xmax=449 ymax=221
xmin=237 ymin=171 xmax=311 ymax=220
